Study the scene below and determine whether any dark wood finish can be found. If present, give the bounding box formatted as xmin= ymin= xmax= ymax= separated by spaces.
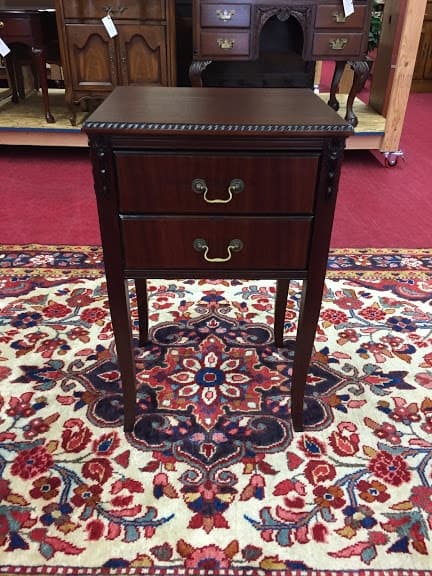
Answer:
xmin=83 ymin=86 xmax=352 ymax=434
xmin=54 ymin=0 xmax=177 ymax=124
xmin=190 ymin=0 xmax=373 ymax=126
xmin=412 ymin=0 xmax=432 ymax=92
xmin=0 ymin=5 xmax=59 ymax=122
xmin=115 ymin=152 xmax=319 ymax=213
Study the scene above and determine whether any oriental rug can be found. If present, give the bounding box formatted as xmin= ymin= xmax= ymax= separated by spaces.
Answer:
xmin=1 ymin=245 xmax=432 ymax=576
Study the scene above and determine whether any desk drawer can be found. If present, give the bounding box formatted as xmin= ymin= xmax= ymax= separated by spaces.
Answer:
xmin=115 ymin=153 xmax=318 ymax=214
xmin=199 ymin=30 xmax=250 ymax=57
xmin=121 ymin=217 xmax=311 ymax=270
xmin=0 ymin=16 xmax=32 ymax=38
xmin=62 ymin=0 xmax=165 ymax=21
xmin=201 ymin=4 xmax=251 ymax=28
xmin=312 ymin=32 xmax=364 ymax=57
xmin=315 ymin=5 xmax=368 ymax=29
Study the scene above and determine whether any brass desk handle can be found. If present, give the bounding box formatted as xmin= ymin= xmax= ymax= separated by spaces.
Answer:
xmin=332 ymin=10 xmax=348 ymax=23
xmin=193 ymin=238 xmax=243 ymax=263
xmin=216 ymin=9 xmax=236 ymax=21
xmin=103 ymin=5 xmax=127 ymax=14
xmin=217 ymin=38 xmax=235 ymax=50
xmin=192 ymin=178 xmax=244 ymax=204
xmin=0 ymin=21 xmax=4 ymax=28
xmin=329 ymin=38 xmax=348 ymax=50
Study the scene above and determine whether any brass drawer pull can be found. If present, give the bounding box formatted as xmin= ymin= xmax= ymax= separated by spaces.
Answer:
xmin=0 ymin=21 xmax=4 ymax=28
xmin=217 ymin=38 xmax=235 ymax=50
xmin=332 ymin=10 xmax=348 ymax=23
xmin=192 ymin=178 xmax=244 ymax=204
xmin=216 ymin=9 xmax=236 ymax=21
xmin=103 ymin=5 xmax=127 ymax=14
xmin=193 ymin=238 xmax=243 ymax=263
xmin=329 ymin=38 xmax=348 ymax=50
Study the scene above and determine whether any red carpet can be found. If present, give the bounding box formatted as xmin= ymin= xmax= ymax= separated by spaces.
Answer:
xmin=0 ymin=147 xmax=100 ymax=246
xmin=1 ymin=91 xmax=431 ymax=247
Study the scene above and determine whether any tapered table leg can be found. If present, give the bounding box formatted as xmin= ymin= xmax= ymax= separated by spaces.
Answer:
xmin=107 ymin=278 xmax=136 ymax=432
xmin=274 ymin=279 xmax=290 ymax=348
xmin=135 ymin=279 xmax=149 ymax=347
xmin=290 ymin=277 xmax=325 ymax=432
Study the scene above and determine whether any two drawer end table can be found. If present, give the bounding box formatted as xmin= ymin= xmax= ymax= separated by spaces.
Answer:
xmin=83 ymin=86 xmax=353 ymax=433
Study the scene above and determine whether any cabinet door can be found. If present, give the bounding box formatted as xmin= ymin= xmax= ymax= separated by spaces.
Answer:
xmin=65 ymin=24 xmax=118 ymax=92
xmin=117 ymin=24 xmax=168 ymax=86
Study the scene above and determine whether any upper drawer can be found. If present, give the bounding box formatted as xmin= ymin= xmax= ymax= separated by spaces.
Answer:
xmin=62 ymin=0 xmax=165 ymax=21
xmin=199 ymin=30 xmax=250 ymax=57
xmin=312 ymin=32 xmax=365 ymax=57
xmin=115 ymin=153 xmax=319 ymax=214
xmin=121 ymin=217 xmax=312 ymax=271
xmin=315 ymin=4 xmax=368 ymax=30
xmin=0 ymin=15 xmax=32 ymax=38
xmin=201 ymin=4 xmax=251 ymax=28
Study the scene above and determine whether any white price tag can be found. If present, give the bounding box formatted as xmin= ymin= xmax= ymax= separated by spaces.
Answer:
xmin=343 ymin=0 xmax=355 ymax=17
xmin=0 ymin=37 xmax=11 ymax=57
xmin=102 ymin=14 xmax=118 ymax=38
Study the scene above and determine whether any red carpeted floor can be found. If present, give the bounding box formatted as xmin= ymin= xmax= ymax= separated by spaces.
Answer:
xmin=1 ymin=91 xmax=431 ymax=248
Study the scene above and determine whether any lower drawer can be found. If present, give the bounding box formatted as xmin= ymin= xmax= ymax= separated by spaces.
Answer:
xmin=199 ymin=31 xmax=250 ymax=57
xmin=121 ymin=217 xmax=312 ymax=270
xmin=312 ymin=32 xmax=364 ymax=57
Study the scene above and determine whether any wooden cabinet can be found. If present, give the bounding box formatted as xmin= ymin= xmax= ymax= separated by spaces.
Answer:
xmin=54 ymin=0 xmax=176 ymax=123
xmin=83 ymin=86 xmax=352 ymax=433
xmin=412 ymin=0 xmax=432 ymax=91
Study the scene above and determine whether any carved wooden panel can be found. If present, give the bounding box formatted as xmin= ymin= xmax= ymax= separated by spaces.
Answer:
xmin=66 ymin=25 xmax=117 ymax=91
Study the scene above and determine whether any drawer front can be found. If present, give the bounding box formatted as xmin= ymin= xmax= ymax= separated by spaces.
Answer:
xmin=312 ymin=32 xmax=364 ymax=58
xmin=121 ymin=217 xmax=311 ymax=270
xmin=199 ymin=30 xmax=250 ymax=57
xmin=62 ymin=0 xmax=165 ymax=21
xmin=0 ymin=16 xmax=32 ymax=38
xmin=315 ymin=5 xmax=368 ymax=29
xmin=201 ymin=4 xmax=251 ymax=28
xmin=115 ymin=154 xmax=319 ymax=214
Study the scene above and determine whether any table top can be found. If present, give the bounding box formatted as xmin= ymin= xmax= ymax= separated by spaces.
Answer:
xmin=83 ymin=86 xmax=354 ymax=137
xmin=0 ymin=1 xmax=54 ymax=12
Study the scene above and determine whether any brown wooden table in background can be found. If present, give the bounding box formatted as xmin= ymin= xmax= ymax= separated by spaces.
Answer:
xmin=0 ymin=4 xmax=59 ymax=122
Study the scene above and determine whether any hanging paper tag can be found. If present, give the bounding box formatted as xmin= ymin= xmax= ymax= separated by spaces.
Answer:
xmin=343 ymin=0 xmax=355 ymax=17
xmin=0 ymin=37 xmax=11 ymax=57
xmin=102 ymin=14 xmax=118 ymax=38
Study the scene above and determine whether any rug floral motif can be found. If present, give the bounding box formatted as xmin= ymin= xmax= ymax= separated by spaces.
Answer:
xmin=1 ymin=245 xmax=432 ymax=575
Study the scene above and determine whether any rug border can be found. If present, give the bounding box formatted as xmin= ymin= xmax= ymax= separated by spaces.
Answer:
xmin=1 ymin=245 xmax=431 ymax=280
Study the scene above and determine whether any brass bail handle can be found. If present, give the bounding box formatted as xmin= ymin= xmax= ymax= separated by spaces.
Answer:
xmin=193 ymin=238 xmax=243 ymax=263
xmin=192 ymin=178 xmax=244 ymax=204
xmin=329 ymin=38 xmax=348 ymax=50
xmin=217 ymin=38 xmax=235 ymax=50
xmin=332 ymin=10 xmax=348 ymax=23
xmin=216 ymin=9 xmax=236 ymax=21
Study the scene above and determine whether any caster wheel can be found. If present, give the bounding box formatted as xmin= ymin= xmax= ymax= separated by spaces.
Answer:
xmin=385 ymin=156 xmax=398 ymax=167
xmin=383 ymin=151 xmax=404 ymax=167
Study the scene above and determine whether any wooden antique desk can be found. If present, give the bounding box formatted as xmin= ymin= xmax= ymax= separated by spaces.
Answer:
xmin=190 ymin=0 xmax=373 ymax=126
xmin=0 ymin=3 xmax=59 ymax=123
xmin=83 ymin=86 xmax=352 ymax=433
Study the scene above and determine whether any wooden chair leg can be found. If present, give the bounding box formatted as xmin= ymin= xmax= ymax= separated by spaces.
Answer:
xmin=274 ymin=279 xmax=290 ymax=348
xmin=135 ymin=279 xmax=148 ymax=347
